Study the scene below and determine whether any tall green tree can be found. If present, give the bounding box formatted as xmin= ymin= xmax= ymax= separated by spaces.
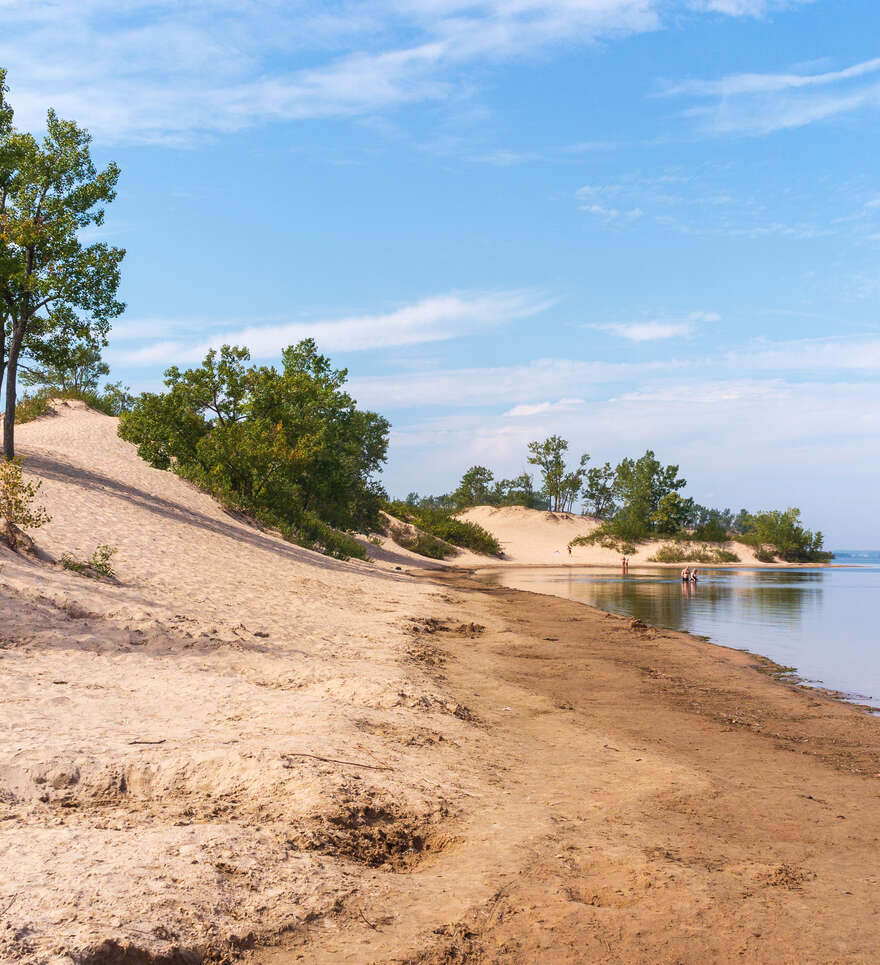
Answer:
xmin=582 ymin=461 xmax=616 ymax=518
xmin=612 ymin=450 xmax=687 ymax=537
xmin=20 ymin=312 xmax=109 ymax=392
xmin=527 ymin=436 xmax=589 ymax=512
xmin=0 ymin=69 xmax=124 ymax=457
xmin=452 ymin=465 xmax=495 ymax=508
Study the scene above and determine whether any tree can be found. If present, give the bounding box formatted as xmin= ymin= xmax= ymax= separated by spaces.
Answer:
xmin=452 ymin=465 xmax=495 ymax=508
xmin=21 ymin=322 xmax=109 ymax=392
xmin=527 ymin=436 xmax=590 ymax=512
xmin=560 ymin=453 xmax=590 ymax=513
xmin=612 ymin=450 xmax=686 ymax=536
xmin=0 ymin=70 xmax=124 ymax=457
xmin=582 ymin=461 xmax=615 ymax=519
xmin=494 ymin=471 xmax=544 ymax=509
xmin=746 ymin=508 xmax=828 ymax=562
xmin=649 ymin=492 xmax=691 ymax=535
xmin=528 ymin=436 xmax=565 ymax=512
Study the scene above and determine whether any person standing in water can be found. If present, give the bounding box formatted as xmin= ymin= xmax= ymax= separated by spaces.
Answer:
xmin=690 ymin=567 xmax=699 ymax=583
xmin=681 ymin=566 xmax=690 ymax=582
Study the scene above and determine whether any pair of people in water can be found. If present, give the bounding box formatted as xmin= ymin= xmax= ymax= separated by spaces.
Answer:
xmin=681 ymin=566 xmax=698 ymax=583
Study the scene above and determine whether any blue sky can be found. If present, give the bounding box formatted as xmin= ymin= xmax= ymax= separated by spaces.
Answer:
xmin=3 ymin=0 xmax=879 ymax=546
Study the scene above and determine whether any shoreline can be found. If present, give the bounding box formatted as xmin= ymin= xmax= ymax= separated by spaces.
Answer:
xmin=454 ymin=563 xmax=880 ymax=714
xmin=463 ymin=559 xmax=837 ymax=570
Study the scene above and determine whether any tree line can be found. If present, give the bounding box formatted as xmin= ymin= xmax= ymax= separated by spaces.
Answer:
xmin=406 ymin=437 xmax=830 ymax=563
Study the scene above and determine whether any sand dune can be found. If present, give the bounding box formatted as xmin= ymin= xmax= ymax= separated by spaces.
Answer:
xmin=453 ymin=504 xmax=768 ymax=567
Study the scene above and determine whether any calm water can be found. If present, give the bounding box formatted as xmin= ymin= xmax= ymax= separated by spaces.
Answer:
xmin=478 ymin=551 xmax=880 ymax=707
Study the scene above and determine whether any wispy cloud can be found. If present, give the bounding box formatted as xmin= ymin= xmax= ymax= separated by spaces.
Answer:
xmin=109 ymin=290 xmax=553 ymax=366
xmin=503 ymin=397 xmax=585 ymax=417
xmin=0 ymin=0 xmax=812 ymax=144
xmin=663 ymin=56 xmax=880 ymax=136
xmin=574 ymin=170 xmax=858 ymax=239
xmin=688 ymin=0 xmax=815 ymax=17
xmin=349 ymin=333 xmax=880 ymax=411
xmin=593 ymin=311 xmax=720 ymax=341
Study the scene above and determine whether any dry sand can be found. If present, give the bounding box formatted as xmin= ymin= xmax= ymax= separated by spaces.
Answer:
xmin=2 ymin=401 xmax=877 ymax=964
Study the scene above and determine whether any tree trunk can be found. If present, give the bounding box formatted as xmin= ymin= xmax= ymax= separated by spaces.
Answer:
xmin=3 ymin=330 xmax=21 ymax=459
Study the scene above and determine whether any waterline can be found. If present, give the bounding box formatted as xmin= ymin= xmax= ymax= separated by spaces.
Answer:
xmin=477 ymin=560 xmax=880 ymax=708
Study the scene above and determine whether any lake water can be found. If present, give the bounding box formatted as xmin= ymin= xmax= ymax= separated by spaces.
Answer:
xmin=477 ymin=551 xmax=880 ymax=708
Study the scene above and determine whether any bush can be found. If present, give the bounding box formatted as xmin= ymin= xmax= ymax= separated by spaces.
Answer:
xmin=61 ymin=544 xmax=117 ymax=579
xmin=15 ymin=384 xmax=135 ymax=423
xmin=649 ymin=543 xmax=740 ymax=564
xmin=14 ymin=390 xmax=53 ymax=424
xmin=118 ymin=341 xmax=386 ymax=561
xmin=0 ymin=457 xmax=52 ymax=549
xmin=569 ymin=530 xmax=638 ymax=555
xmin=733 ymin=509 xmax=831 ymax=563
xmin=385 ymin=501 xmax=502 ymax=557
xmin=389 ymin=524 xmax=455 ymax=560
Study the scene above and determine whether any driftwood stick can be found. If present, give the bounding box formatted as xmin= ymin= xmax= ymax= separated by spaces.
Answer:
xmin=281 ymin=752 xmax=392 ymax=771
xmin=128 ymin=739 xmax=167 ymax=745
xmin=358 ymin=909 xmax=379 ymax=930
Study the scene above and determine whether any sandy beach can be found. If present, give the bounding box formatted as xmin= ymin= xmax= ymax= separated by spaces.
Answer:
xmin=2 ymin=402 xmax=879 ymax=964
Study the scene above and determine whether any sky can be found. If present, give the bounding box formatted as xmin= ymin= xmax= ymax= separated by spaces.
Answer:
xmin=2 ymin=0 xmax=879 ymax=547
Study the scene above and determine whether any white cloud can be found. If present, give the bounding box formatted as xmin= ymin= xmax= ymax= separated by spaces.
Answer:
xmin=350 ymin=356 xmax=674 ymax=409
xmin=689 ymin=0 xmax=814 ymax=17
xmin=349 ymin=333 xmax=880 ymax=411
xmin=109 ymin=290 xmax=553 ymax=366
xmin=503 ymin=397 xmax=585 ymax=417
xmin=665 ymin=56 xmax=880 ymax=99
xmin=0 ymin=0 xmax=817 ymax=144
xmin=593 ymin=311 xmax=720 ymax=341
xmin=663 ymin=56 xmax=880 ymax=136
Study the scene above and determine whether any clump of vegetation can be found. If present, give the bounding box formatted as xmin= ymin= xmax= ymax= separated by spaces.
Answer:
xmin=0 ymin=457 xmax=51 ymax=549
xmin=385 ymin=501 xmax=502 ymax=557
xmin=569 ymin=533 xmax=635 ymax=555
xmin=733 ymin=509 xmax=831 ymax=563
xmin=13 ymin=391 xmax=53 ymax=424
xmin=388 ymin=524 xmax=454 ymax=560
xmin=15 ymin=383 xmax=135 ymax=425
xmin=118 ymin=341 xmax=388 ymax=560
xmin=649 ymin=543 xmax=740 ymax=564
xmin=61 ymin=544 xmax=117 ymax=579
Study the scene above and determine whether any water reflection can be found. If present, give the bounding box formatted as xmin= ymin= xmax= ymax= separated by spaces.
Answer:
xmin=477 ymin=564 xmax=880 ymax=706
